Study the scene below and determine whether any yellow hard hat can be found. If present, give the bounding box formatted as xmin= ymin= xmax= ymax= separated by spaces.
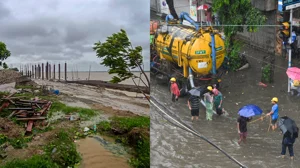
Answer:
xmin=218 ymin=79 xmax=221 ymax=82
xmin=170 ymin=77 xmax=176 ymax=82
xmin=207 ymin=86 xmax=213 ymax=91
xmin=271 ymin=97 xmax=278 ymax=103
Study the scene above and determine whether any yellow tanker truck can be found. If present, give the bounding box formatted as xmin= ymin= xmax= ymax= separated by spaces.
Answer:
xmin=150 ymin=12 xmax=226 ymax=96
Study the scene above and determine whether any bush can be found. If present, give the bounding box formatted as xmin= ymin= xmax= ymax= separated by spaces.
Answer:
xmin=97 ymin=121 xmax=111 ymax=132
xmin=9 ymin=136 xmax=32 ymax=149
xmin=0 ymin=134 xmax=8 ymax=146
xmin=44 ymin=131 xmax=81 ymax=167
xmin=1 ymin=155 xmax=58 ymax=168
xmin=129 ymin=138 xmax=150 ymax=168
xmin=110 ymin=116 xmax=150 ymax=133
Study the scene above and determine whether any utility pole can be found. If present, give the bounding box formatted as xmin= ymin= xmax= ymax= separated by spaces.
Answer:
xmin=288 ymin=9 xmax=293 ymax=93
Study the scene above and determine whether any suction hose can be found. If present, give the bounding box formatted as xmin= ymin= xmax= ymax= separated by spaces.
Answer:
xmin=165 ymin=14 xmax=174 ymax=24
xmin=179 ymin=12 xmax=199 ymax=31
xmin=188 ymin=68 xmax=195 ymax=88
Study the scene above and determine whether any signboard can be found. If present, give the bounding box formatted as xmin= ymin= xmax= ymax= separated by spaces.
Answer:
xmin=198 ymin=62 xmax=207 ymax=69
xmin=195 ymin=50 xmax=206 ymax=54
xmin=282 ymin=0 xmax=300 ymax=10
xmin=283 ymin=0 xmax=300 ymax=6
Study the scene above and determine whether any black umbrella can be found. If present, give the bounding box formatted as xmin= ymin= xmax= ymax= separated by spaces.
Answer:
xmin=278 ymin=116 xmax=298 ymax=138
xmin=188 ymin=88 xmax=201 ymax=97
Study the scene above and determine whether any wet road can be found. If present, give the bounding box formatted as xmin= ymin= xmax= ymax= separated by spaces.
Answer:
xmin=150 ymin=46 xmax=300 ymax=168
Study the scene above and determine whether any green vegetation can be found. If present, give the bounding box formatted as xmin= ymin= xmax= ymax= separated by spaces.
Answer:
xmin=2 ymin=63 xmax=8 ymax=69
xmin=9 ymin=136 xmax=32 ymax=149
xmin=1 ymin=131 xmax=81 ymax=168
xmin=0 ymin=42 xmax=11 ymax=65
xmin=213 ymin=0 xmax=266 ymax=71
xmin=262 ymin=64 xmax=272 ymax=83
xmin=44 ymin=131 xmax=81 ymax=167
xmin=97 ymin=116 xmax=150 ymax=168
xmin=110 ymin=116 xmax=150 ymax=132
xmin=0 ymin=134 xmax=8 ymax=146
xmin=0 ymin=134 xmax=32 ymax=149
xmin=49 ymin=101 xmax=96 ymax=119
xmin=0 ymin=155 xmax=59 ymax=168
xmin=93 ymin=29 xmax=150 ymax=94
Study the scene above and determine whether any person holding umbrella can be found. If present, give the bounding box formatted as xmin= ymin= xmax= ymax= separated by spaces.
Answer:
xmin=279 ymin=116 xmax=299 ymax=160
xmin=204 ymin=86 xmax=214 ymax=121
xmin=237 ymin=104 xmax=263 ymax=144
xmin=170 ymin=77 xmax=180 ymax=102
xmin=187 ymin=89 xmax=201 ymax=121
xmin=266 ymin=97 xmax=279 ymax=131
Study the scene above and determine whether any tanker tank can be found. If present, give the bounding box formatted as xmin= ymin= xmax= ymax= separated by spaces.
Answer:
xmin=153 ymin=17 xmax=225 ymax=78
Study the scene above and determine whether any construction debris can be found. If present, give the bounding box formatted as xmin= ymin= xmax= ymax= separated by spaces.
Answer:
xmin=0 ymin=92 xmax=52 ymax=134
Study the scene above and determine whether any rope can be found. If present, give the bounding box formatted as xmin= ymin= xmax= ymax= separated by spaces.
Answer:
xmin=248 ymin=115 xmax=268 ymax=124
xmin=150 ymin=95 xmax=248 ymax=168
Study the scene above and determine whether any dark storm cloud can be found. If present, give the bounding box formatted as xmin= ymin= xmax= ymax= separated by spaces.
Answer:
xmin=0 ymin=1 xmax=10 ymax=20
xmin=1 ymin=0 xmax=150 ymax=71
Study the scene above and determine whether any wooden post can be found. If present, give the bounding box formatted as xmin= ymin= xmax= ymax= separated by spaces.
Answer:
xmin=32 ymin=65 xmax=34 ymax=78
xmin=65 ymin=62 xmax=67 ymax=81
xmin=49 ymin=63 xmax=51 ymax=79
xmin=34 ymin=65 xmax=37 ymax=79
xmin=53 ymin=64 xmax=56 ymax=80
xmin=46 ymin=62 xmax=48 ymax=80
xmin=58 ymin=63 xmax=61 ymax=81
xmin=39 ymin=64 xmax=41 ymax=79
xmin=42 ymin=63 xmax=44 ymax=80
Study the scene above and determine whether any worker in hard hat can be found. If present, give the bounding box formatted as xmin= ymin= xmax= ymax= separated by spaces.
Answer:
xmin=170 ymin=77 xmax=180 ymax=102
xmin=204 ymin=86 xmax=214 ymax=121
xmin=266 ymin=97 xmax=279 ymax=131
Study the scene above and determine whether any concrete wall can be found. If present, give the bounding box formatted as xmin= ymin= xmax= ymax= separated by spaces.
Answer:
xmin=237 ymin=10 xmax=277 ymax=54
xmin=251 ymin=0 xmax=277 ymax=11
xmin=236 ymin=0 xmax=277 ymax=54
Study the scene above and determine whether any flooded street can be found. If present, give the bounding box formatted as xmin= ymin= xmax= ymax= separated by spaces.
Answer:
xmin=150 ymin=46 xmax=300 ymax=168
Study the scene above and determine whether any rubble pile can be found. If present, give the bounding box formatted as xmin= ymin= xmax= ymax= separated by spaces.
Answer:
xmin=0 ymin=70 xmax=21 ymax=85
xmin=0 ymin=93 xmax=52 ymax=135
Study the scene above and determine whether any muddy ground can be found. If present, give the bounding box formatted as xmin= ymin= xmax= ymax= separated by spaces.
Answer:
xmin=150 ymin=45 xmax=300 ymax=168
xmin=33 ymin=80 xmax=149 ymax=117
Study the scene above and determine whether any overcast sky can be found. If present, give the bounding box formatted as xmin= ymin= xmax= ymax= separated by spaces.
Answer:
xmin=0 ymin=0 xmax=150 ymax=71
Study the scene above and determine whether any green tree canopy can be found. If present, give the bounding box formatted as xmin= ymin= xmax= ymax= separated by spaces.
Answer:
xmin=0 ymin=42 xmax=11 ymax=64
xmin=213 ymin=0 xmax=266 ymax=70
xmin=93 ymin=29 xmax=149 ymax=93
xmin=3 ymin=62 xmax=8 ymax=69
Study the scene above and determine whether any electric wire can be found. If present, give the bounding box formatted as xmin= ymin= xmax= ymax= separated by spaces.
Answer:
xmin=150 ymin=95 xmax=248 ymax=168
xmin=156 ymin=3 xmax=300 ymax=13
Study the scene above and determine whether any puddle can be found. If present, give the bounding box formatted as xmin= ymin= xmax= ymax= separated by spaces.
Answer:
xmin=76 ymin=136 xmax=131 ymax=168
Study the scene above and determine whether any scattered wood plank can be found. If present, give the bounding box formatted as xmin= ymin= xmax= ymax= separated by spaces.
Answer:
xmin=16 ymin=117 xmax=46 ymax=121
xmin=7 ymin=110 xmax=17 ymax=118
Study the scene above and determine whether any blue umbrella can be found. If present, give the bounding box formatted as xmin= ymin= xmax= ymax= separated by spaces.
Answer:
xmin=238 ymin=104 xmax=263 ymax=117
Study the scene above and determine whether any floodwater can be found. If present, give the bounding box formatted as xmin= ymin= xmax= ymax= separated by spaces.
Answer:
xmin=76 ymin=136 xmax=130 ymax=168
xmin=150 ymin=46 xmax=300 ymax=168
